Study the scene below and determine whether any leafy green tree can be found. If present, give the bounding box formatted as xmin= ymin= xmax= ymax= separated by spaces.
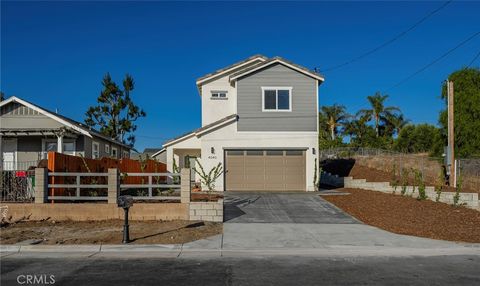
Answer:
xmin=439 ymin=68 xmax=480 ymax=158
xmin=320 ymin=104 xmax=348 ymax=140
xmin=359 ymin=92 xmax=400 ymax=137
xmin=85 ymin=73 xmax=146 ymax=146
xmin=394 ymin=124 xmax=441 ymax=154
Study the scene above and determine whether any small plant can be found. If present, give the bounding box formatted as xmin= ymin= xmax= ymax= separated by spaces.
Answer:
xmin=435 ymin=169 xmax=444 ymax=202
xmin=453 ymin=171 xmax=463 ymax=207
xmin=391 ymin=163 xmax=399 ymax=194
xmin=172 ymin=157 xmax=180 ymax=184
xmin=410 ymin=168 xmax=417 ymax=198
xmin=318 ymin=167 xmax=323 ymax=190
xmin=137 ymin=189 xmax=147 ymax=197
xmin=400 ymin=168 xmax=409 ymax=196
xmin=416 ymin=171 xmax=427 ymax=201
xmin=192 ymin=158 xmax=223 ymax=197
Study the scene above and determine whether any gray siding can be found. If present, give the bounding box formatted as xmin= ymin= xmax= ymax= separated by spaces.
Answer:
xmin=236 ymin=63 xmax=317 ymax=132
xmin=1 ymin=102 xmax=63 ymax=129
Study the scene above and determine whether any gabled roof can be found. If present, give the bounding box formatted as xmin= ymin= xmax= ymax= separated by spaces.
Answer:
xmin=229 ymin=57 xmax=325 ymax=83
xmin=196 ymin=55 xmax=267 ymax=88
xmin=0 ymin=96 xmax=132 ymax=149
xmin=163 ymin=114 xmax=238 ymax=147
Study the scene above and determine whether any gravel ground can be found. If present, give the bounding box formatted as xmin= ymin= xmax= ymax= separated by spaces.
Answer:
xmin=323 ymin=188 xmax=480 ymax=243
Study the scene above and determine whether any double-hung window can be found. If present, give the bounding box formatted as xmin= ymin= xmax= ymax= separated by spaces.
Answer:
xmin=262 ymin=87 xmax=292 ymax=111
xmin=92 ymin=142 xmax=100 ymax=159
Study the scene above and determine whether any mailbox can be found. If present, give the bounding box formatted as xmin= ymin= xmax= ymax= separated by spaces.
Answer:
xmin=117 ymin=195 xmax=133 ymax=209
xmin=117 ymin=195 xmax=133 ymax=243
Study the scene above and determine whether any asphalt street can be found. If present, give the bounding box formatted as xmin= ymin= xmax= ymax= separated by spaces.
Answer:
xmin=2 ymin=255 xmax=480 ymax=286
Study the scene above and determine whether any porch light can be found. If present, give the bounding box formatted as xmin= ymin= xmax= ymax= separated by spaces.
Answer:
xmin=211 ymin=147 xmax=215 ymax=154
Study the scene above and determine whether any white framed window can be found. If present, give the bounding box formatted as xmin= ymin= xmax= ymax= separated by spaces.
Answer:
xmin=211 ymin=90 xmax=228 ymax=99
xmin=105 ymin=144 xmax=110 ymax=155
xmin=41 ymin=139 xmax=76 ymax=157
xmin=261 ymin=87 xmax=292 ymax=112
xmin=92 ymin=141 xmax=100 ymax=159
xmin=122 ymin=150 xmax=129 ymax=158
xmin=112 ymin=147 xmax=118 ymax=158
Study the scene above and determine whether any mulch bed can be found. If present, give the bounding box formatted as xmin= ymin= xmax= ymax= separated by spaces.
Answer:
xmin=323 ymin=188 xmax=480 ymax=243
xmin=0 ymin=220 xmax=222 ymax=245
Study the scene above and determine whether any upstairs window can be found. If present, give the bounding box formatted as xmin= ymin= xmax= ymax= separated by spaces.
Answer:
xmin=112 ymin=147 xmax=118 ymax=158
xmin=211 ymin=91 xmax=227 ymax=99
xmin=262 ymin=87 xmax=292 ymax=111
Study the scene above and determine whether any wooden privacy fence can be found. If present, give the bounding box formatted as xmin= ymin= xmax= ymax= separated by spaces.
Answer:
xmin=46 ymin=152 xmax=168 ymax=196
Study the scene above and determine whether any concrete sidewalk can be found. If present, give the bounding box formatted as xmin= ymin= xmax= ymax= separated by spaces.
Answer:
xmin=2 ymin=226 xmax=480 ymax=258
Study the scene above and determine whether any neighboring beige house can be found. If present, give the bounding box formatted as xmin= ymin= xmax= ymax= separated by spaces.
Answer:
xmin=0 ymin=96 xmax=132 ymax=170
xmin=131 ymin=148 xmax=166 ymax=163
xmin=163 ymin=55 xmax=324 ymax=192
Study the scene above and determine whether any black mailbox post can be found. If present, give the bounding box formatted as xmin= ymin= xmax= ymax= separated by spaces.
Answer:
xmin=117 ymin=195 xmax=133 ymax=244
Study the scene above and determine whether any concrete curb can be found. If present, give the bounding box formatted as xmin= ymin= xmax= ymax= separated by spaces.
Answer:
xmin=2 ymin=244 xmax=480 ymax=257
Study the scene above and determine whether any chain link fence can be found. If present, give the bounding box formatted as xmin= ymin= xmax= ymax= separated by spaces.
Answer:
xmin=0 ymin=170 xmax=35 ymax=202
xmin=319 ymin=147 xmax=479 ymax=193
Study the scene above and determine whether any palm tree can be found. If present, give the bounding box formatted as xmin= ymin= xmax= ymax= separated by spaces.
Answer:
xmin=343 ymin=112 xmax=370 ymax=140
xmin=385 ymin=113 xmax=409 ymax=136
xmin=359 ymin=92 xmax=400 ymax=137
xmin=320 ymin=104 xmax=347 ymax=140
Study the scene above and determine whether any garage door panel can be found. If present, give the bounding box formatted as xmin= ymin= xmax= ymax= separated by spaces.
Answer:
xmin=226 ymin=149 xmax=305 ymax=192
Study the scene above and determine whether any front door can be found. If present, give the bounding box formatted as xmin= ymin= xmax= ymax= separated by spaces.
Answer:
xmin=2 ymin=138 xmax=17 ymax=170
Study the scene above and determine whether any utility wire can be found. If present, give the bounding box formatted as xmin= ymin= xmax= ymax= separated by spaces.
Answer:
xmin=467 ymin=49 xmax=480 ymax=67
xmin=386 ymin=30 xmax=480 ymax=91
xmin=317 ymin=0 xmax=452 ymax=73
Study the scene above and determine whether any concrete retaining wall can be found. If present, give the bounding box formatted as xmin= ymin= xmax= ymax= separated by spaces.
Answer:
xmin=321 ymin=172 xmax=479 ymax=210
xmin=1 ymin=203 xmax=189 ymax=221
xmin=189 ymin=199 xmax=223 ymax=222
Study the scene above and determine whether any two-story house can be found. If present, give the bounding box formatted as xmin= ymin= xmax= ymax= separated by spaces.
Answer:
xmin=163 ymin=55 xmax=324 ymax=192
xmin=0 ymin=96 xmax=132 ymax=170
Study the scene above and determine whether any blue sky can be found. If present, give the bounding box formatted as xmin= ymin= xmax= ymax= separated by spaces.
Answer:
xmin=2 ymin=1 xmax=479 ymax=151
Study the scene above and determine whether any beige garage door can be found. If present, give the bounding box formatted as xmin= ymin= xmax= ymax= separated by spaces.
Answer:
xmin=225 ymin=150 xmax=306 ymax=191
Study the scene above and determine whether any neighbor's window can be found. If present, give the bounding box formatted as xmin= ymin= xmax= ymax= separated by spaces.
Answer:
xmin=112 ymin=147 xmax=118 ymax=158
xmin=211 ymin=91 xmax=227 ymax=99
xmin=105 ymin=145 xmax=110 ymax=155
xmin=262 ymin=87 xmax=292 ymax=111
xmin=92 ymin=142 xmax=100 ymax=159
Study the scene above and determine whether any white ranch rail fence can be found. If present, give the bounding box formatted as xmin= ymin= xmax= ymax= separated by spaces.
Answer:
xmin=47 ymin=172 xmax=181 ymax=201
xmin=48 ymin=172 xmax=108 ymax=201
xmin=120 ymin=172 xmax=181 ymax=201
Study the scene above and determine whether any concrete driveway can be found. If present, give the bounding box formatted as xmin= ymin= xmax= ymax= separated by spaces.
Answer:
xmin=224 ymin=192 xmax=357 ymax=224
xmin=221 ymin=192 xmax=465 ymax=250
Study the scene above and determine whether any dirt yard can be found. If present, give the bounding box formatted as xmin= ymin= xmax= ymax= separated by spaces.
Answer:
xmin=323 ymin=188 xmax=480 ymax=243
xmin=0 ymin=220 xmax=222 ymax=245
xmin=321 ymin=159 xmax=462 ymax=193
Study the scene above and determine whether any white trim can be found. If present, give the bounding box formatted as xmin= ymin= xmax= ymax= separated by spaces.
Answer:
xmin=151 ymin=148 xmax=166 ymax=158
xmin=196 ymin=57 xmax=267 ymax=86
xmin=163 ymin=132 xmax=196 ymax=148
xmin=261 ymin=87 xmax=292 ymax=112
xmin=163 ymin=115 xmax=238 ymax=148
xmin=195 ymin=116 xmax=237 ymax=136
xmin=0 ymin=97 xmax=92 ymax=138
xmin=230 ymin=59 xmax=325 ymax=82
xmin=92 ymin=141 xmax=100 ymax=159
